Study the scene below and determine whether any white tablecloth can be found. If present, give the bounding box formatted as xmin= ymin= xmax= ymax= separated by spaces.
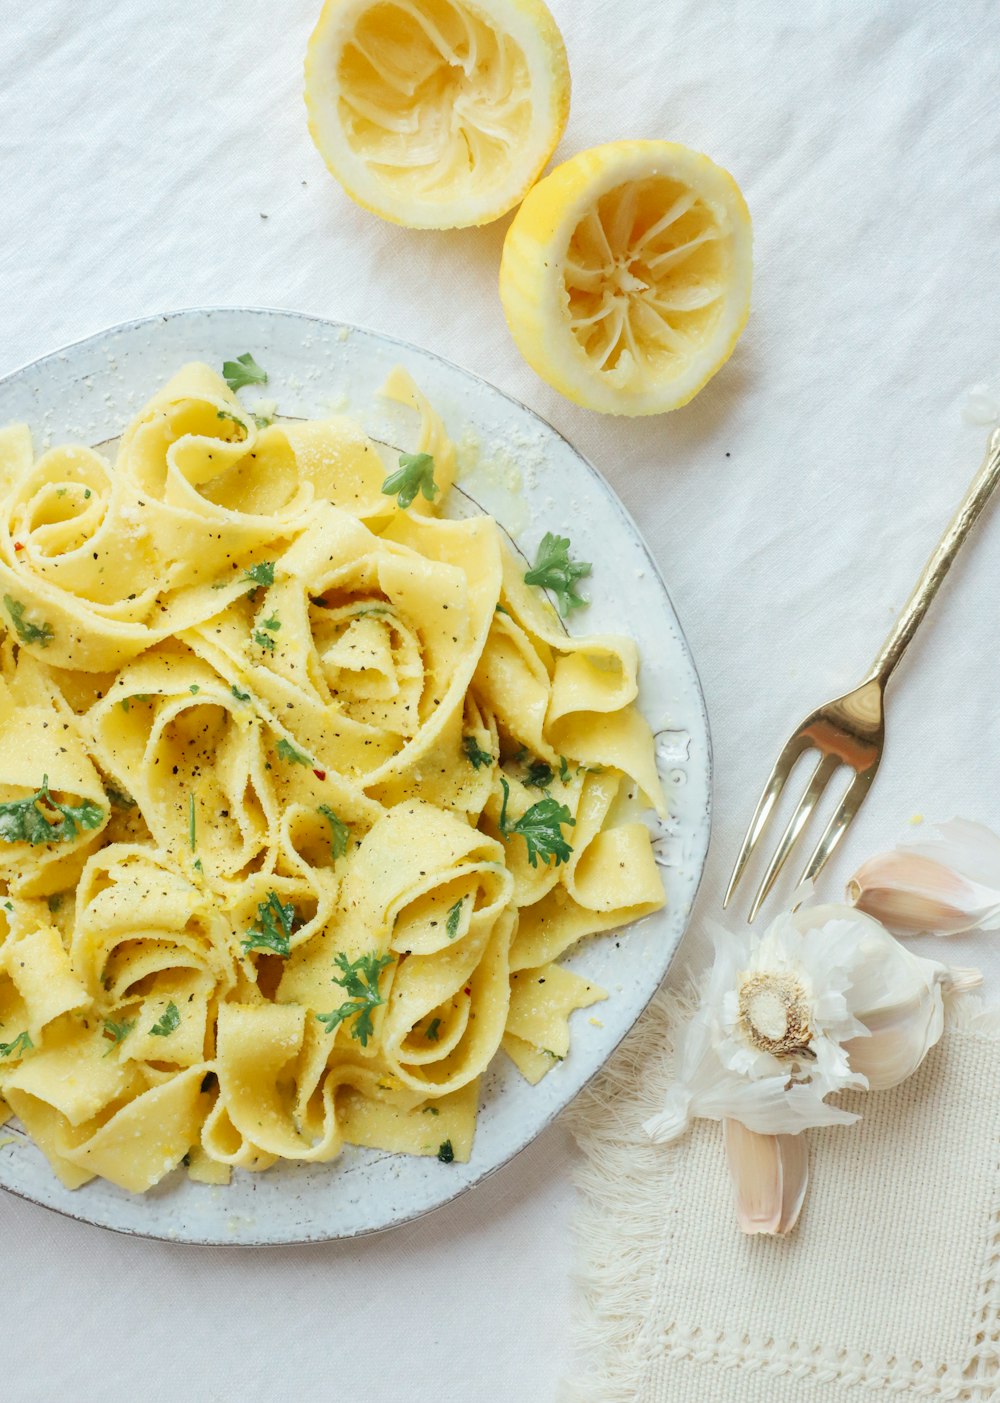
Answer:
xmin=3 ymin=2 xmax=999 ymax=1398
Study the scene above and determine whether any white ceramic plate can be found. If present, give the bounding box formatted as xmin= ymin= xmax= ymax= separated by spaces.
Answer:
xmin=0 ymin=308 xmax=711 ymax=1244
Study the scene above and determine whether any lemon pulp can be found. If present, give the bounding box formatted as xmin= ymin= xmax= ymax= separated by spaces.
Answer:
xmin=306 ymin=0 xmax=570 ymax=229
xmin=499 ymin=141 xmax=753 ymax=414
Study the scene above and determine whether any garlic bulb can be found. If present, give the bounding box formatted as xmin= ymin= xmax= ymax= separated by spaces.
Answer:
xmin=724 ymin=1118 xmax=808 ymax=1236
xmin=644 ymin=912 xmax=868 ymax=1143
xmin=645 ymin=903 xmax=979 ymax=1146
xmin=849 ymin=819 xmax=1000 ymax=936
xmin=790 ymin=903 xmax=980 ymax=1091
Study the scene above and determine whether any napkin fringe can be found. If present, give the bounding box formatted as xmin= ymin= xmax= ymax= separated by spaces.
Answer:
xmin=562 ymin=982 xmax=1000 ymax=1402
xmin=561 ymin=982 xmax=699 ymax=1403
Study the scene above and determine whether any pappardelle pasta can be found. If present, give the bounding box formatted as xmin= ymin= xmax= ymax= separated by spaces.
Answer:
xmin=0 ymin=362 xmax=665 ymax=1193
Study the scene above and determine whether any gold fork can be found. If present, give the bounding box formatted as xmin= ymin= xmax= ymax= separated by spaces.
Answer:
xmin=725 ymin=426 xmax=1000 ymax=922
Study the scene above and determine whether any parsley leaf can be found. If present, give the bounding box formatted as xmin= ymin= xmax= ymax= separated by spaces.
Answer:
xmin=102 ymin=1018 xmax=134 ymax=1055
xmin=149 ymin=1002 xmax=180 ymax=1037
xmin=446 ymin=898 xmax=464 ymax=939
xmin=381 ymin=452 xmax=438 ymax=510
xmin=0 ymin=776 xmax=104 ymax=846
xmin=0 ymin=1030 xmax=32 ymax=1059
xmin=241 ymin=891 xmax=296 ymax=958
xmin=230 ymin=684 xmax=251 ymax=703
xmin=254 ymin=628 xmax=277 ymax=653
xmin=4 ymin=595 xmax=53 ymax=648
xmin=222 ymin=353 xmax=268 ymax=392
xmin=461 ymin=735 xmax=493 ymax=770
xmin=523 ymin=533 xmax=591 ymax=616
xmin=497 ymin=776 xmax=575 ymax=868
xmin=425 ymin=1018 xmax=442 ymax=1041
xmin=276 ymin=737 xmax=311 ymax=766
xmin=316 ymin=951 xmax=394 ymax=1047
xmin=318 ymin=805 xmax=350 ymax=862
xmin=524 ymin=759 xmax=553 ymax=789
xmin=437 ymin=1139 xmax=455 ymax=1163
xmin=242 ymin=561 xmax=275 ymax=588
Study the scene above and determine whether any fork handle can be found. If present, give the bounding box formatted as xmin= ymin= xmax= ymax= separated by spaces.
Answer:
xmin=867 ymin=426 xmax=1000 ymax=685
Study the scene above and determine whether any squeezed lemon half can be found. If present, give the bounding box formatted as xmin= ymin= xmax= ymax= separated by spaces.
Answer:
xmin=305 ymin=0 xmax=570 ymax=229
xmin=499 ymin=140 xmax=753 ymax=414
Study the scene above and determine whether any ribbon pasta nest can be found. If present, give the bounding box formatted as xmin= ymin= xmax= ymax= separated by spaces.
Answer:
xmin=0 ymin=362 xmax=665 ymax=1194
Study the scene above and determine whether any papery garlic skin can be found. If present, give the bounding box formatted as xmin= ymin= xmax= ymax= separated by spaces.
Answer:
xmin=724 ymin=1118 xmax=808 ymax=1236
xmin=849 ymin=819 xmax=1000 ymax=936
xmin=644 ymin=913 xmax=868 ymax=1144
xmin=791 ymin=903 xmax=981 ymax=1091
xmin=646 ymin=902 xmax=981 ymax=1148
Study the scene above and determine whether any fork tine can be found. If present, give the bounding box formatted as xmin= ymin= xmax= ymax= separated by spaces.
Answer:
xmin=797 ymin=764 xmax=879 ymax=887
xmin=747 ymin=752 xmax=841 ymax=923
xmin=722 ymin=734 xmax=811 ymax=909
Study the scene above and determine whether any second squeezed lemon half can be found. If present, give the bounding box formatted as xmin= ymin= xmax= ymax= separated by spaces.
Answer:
xmin=499 ymin=141 xmax=753 ymax=415
xmin=305 ymin=0 xmax=570 ymax=229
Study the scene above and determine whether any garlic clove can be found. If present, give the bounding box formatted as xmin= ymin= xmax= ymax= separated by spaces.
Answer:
xmin=791 ymin=902 xmax=981 ymax=1091
xmin=848 ymin=849 xmax=1000 ymax=935
xmin=842 ymin=988 xmax=941 ymax=1090
xmin=724 ymin=1117 xmax=808 ymax=1236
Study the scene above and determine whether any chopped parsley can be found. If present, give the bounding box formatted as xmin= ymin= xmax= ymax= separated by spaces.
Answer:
xmin=446 ymin=899 xmax=464 ymax=939
xmin=102 ymin=1018 xmax=134 ymax=1055
xmin=253 ymin=413 xmax=273 ymax=430
xmin=425 ymin=1018 xmax=442 ymax=1042
xmin=149 ymin=1003 xmax=180 ymax=1038
xmin=230 ymin=684 xmax=251 ymax=703
xmin=189 ymin=684 xmax=200 ymax=694
xmin=437 ymin=1139 xmax=455 ymax=1164
xmin=558 ymin=755 xmax=572 ymax=784
xmin=46 ymin=893 xmax=62 ymax=913
xmin=0 ymin=1030 xmax=32 ymax=1059
xmin=523 ymin=533 xmax=591 ymax=616
xmin=242 ymin=561 xmax=275 ymax=588
xmin=222 ymin=352 xmax=268 ymax=392
xmin=381 ymin=451 xmax=438 ymax=510
xmin=241 ymin=891 xmax=296 ymax=958
xmin=524 ymin=759 xmax=554 ymax=789
xmin=0 ymin=776 xmax=104 ymax=846
xmin=276 ymin=737 xmax=311 ymax=766
xmin=423 ymin=1106 xmax=440 ymax=1116
xmin=316 ymin=951 xmax=393 ymax=1047
xmin=4 ymin=595 xmax=53 ymax=648
xmin=216 ymin=408 xmax=247 ymax=434
xmin=188 ymin=793 xmax=197 ymax=852
xmin=318 ymin=805 xmax=350 ymax=861
xmin=498 ymin=777 xmax=575 ymax=868
xmin=254 ymin=612 xmax=281 ymax=652
xmin=461 ymin=735 xmax=493 ymax=770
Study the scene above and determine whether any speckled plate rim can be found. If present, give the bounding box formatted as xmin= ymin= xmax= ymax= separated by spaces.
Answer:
xmin=0 ymin=307 xmax=712 ymax=1245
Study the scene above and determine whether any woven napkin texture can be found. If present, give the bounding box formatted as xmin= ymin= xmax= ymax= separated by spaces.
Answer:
xmin=563 ymin=991 xmax=1000 ymax=1402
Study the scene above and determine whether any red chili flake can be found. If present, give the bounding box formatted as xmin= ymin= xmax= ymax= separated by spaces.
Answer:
xmin=464 ymin=987 xmax=471 ymax=996
xmin=313 ymin=768 xmax=326 ymax=781
xmin=13 ymin=541 xmax=25 ymax=552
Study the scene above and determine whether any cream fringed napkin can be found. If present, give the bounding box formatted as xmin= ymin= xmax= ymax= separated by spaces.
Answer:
xmin=563 ymin=990 xmax=1000 ymax=1402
